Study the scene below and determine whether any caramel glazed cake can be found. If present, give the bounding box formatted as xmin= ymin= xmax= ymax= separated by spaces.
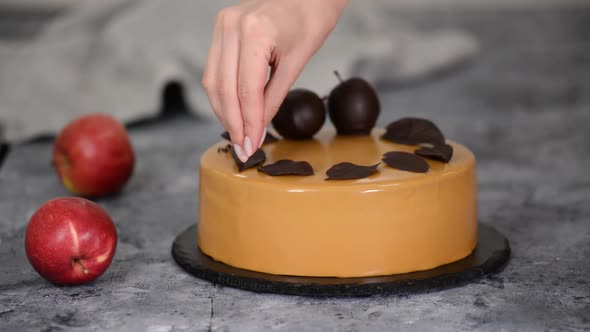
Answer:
xmin=198 ymin=83 xmax=477 ymax=278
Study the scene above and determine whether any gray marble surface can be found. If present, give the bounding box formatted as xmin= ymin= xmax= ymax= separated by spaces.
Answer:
xmin=1 ymin=7 xmax=589 ymax=332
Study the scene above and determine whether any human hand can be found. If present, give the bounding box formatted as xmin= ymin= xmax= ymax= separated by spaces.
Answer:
xmin=202 ymin=0 xmax=347 ymax=161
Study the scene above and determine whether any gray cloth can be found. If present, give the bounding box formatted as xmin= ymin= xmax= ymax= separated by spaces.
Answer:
xmin=0 ymin=0 xmax=478 ymax=142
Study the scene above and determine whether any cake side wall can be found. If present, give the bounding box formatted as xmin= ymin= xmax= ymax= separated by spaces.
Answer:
xmin=197 ymin=155 xmax=478 ymax=278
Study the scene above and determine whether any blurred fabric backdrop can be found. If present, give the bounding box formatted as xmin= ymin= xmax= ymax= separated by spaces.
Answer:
xmin=0 ymin=0 xmax=587 ymax=142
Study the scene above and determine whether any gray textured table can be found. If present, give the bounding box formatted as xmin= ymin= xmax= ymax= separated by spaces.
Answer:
xmin=1 ymin=7 xmax=589 ymax=332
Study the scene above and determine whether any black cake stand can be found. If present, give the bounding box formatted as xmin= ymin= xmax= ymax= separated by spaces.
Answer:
xmin=172 ymin=223 xmax=510 ymax=297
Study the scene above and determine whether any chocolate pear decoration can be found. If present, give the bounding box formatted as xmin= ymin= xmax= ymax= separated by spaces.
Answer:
xmin=328 ymin=71 xmax=380 ymax=136
xmin=272 ymin=89 xmax=326 ymax=139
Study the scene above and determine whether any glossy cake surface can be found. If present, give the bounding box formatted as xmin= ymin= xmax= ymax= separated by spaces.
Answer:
xmin=198 ymin=129 xmax=477 ymax=277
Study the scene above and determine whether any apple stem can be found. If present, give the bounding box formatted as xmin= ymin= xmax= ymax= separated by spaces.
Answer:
xmin=73 ymin=259 xmax=89 ymax=275
xmin=333 ymin=70 xmax=344 ymax=83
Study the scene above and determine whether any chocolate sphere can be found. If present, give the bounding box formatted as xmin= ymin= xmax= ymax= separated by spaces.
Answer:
xmin=272 ymin=89 xmax=326 ymax=140
xmin=328 ymin=75 xmax=380 ymax=135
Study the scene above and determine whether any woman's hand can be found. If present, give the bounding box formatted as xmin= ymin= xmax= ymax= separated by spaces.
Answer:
xmin=202 ymin=0 xmax=347 ymax=161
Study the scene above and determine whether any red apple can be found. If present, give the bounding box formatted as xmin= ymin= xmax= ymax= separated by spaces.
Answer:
xmin=53 ymin=113 xmax=134 ymax=197
xmin=25 ymin=197 xmax=117 ymax=285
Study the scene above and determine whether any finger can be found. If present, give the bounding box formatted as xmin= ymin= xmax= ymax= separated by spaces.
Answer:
xmin=202 ymin=12 xmax=224 ymax=123
xmin=238 ymin=23 xmax=272 ymax=154
xmin=217 ymin=11 xmax=247 ymax=161
xmin=258 ymin=127 xmax=267 ymax=149
xmin=263 ymin=56 xmax=306 ymax=124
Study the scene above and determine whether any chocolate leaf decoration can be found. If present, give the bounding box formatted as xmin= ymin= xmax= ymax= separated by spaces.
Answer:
xmin=325 ymin=162 xmax=380 ymax=180
xmin=382 ymin=151 xmax=429 ymax=173
xmin=221 ymin=131 xmax=231 ymax=141
xmin=217 ymin=143 xmax=232 ymax=154
xmin=382 ymin=117 xmax=445 ymax=145
xmin=415 ymin=144 xmax=453 ymax=163
xmin=231 ymin=148 xmax=266 ymax=172
xmin=221 ymin=131 xmax=279 ymax=145
xmin=258 ymin=159 xmax=314 ymax=176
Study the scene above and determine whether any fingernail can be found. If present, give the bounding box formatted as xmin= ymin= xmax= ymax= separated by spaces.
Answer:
xmin=233 ymin=144 xmax=248 ymax=162
xmin=258 ymin=128 xmax=267 ymax=148
xmin=244 ymin=136 xmax=253 ymax=157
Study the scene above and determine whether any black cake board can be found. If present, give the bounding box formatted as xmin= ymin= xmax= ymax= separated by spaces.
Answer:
xmin=172 ymin=223 xmax=510 ymax=297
